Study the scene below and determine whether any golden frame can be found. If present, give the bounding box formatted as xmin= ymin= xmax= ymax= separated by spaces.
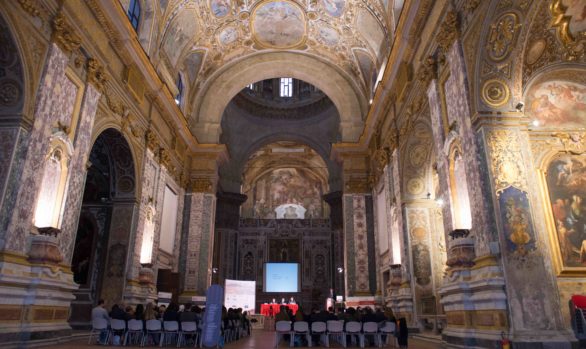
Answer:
xmin=250 ymin=0 xmax=308 ymax=49
xmin=537 ymin=147 xmax=586 ymax=277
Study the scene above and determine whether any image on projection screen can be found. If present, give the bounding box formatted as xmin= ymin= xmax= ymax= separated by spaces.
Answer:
xmin=264 ymin=263 xmax=299 ymax=293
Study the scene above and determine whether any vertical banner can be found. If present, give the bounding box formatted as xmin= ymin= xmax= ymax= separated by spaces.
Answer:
xmin=224 ymin=279 xmax=256 ymax=314
xmin=201 ymin=284 xmax=224 ymax=348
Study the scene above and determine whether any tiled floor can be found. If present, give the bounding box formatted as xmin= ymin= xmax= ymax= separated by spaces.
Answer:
xmin=42 ymin=329 xmax=443 ymax=349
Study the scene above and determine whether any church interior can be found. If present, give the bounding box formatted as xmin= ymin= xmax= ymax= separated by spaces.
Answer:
xmin=0 ymin=0 xmax=585 ymax=348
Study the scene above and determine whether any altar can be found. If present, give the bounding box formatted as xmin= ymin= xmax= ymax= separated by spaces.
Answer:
xmin=260 ymin=303 xmax=299 ymax=316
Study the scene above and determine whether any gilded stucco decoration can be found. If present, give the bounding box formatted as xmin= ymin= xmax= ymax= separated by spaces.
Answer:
xmin=144 ymin=129 xmax=160 ymax=153
xmin=436 ymin=11 xmax=459 ymax=54
xmin=550 ymin=0 xmax=586 ymax=61
xmin=487 ymin=12 xmax=521 ymax=62
xmin=51 ymin=12 xmax=81 ymax=53
xmin=481 ymin=79 xmax=510 ymax=107
xmin=86 ymin=59 xmax=108 ymax=92
xmin=191 ymin=178 xmax=214 ymax=193
xmin=156 ymin=0 xmax=390 ymax=110
xmin=487 ymin=129 xmax=528 ymax=195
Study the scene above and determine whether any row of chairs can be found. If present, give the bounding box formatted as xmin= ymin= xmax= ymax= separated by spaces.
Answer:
xmin=275 ymin=320 xmax=396 ymax=348
xmin=89 ymin=318 xmax=248 ymax=347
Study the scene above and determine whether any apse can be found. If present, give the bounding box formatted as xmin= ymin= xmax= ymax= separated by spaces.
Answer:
xmin=240 ymin=141 xmax=330 ymax=219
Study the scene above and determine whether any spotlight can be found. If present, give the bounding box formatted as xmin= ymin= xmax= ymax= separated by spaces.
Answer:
xmin=337 ymin=267 xmax=344 ymax=274
xmin=212 ymin=267 xmax=218 ymax=274
xmin=436 ymin=198 xmax=444 ymax=207
xmin=369 ymin=99 xmax=373 ymax=105
xmin=531 ymin=119 xmax=540 ymax=127
xmin=174 ymin=98 xmax=180 ymax=105
xmin=515 ymin=102 xmax=524 ymax=111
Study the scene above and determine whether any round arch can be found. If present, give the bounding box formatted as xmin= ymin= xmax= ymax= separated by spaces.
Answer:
xmin=190 ymin=51 xmax=368 ymax=143
xmin=218 ymin=132 xmax=342 ymax=193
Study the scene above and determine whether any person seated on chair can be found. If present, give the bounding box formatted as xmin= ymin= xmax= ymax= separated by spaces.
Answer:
xmin=91 ymin=299 xmax=110 ymax=344
xmin=289 ymin=296 xmax=296 ymax=304
xmin=281 ymin=297 xmax=287 ymax=304
xmin=275 ymin=305 xmax=290 ymax=322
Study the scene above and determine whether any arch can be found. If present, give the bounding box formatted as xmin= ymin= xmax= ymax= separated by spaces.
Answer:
xmin=190 ymin=51 xmax=367 ymax=143
xmin=239 ymin=140 xmax=331 ymax=219
xmin=70 ymin=128 xmax=138 ymax=325
xmin=0 ymin=11 xmax=26 ymax=120
xmin=90 ymin=123 xmax=141 ymax=194
xmin=218 ymin=131 xmax=342 ymax=193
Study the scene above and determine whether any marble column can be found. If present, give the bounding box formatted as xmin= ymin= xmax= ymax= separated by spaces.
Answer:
xmin=179 ymin=180 xmax=217 ymax=303
xmin=0 ymin=20 xmax=106 ymax=340
xmin=123 ymin=146 xmax=159 ymax=306
xmin=213 ymin=192 xmax=247 ymax=285
xmin=342 ymin=180 xmax=377 ymax=307
xmin=324 ymin=191 xmax=345 ymax=299
xmin=419 ymin=38 xmax=509 ymax=347
xmin=479 ymin=124 xmax=576 ymax=347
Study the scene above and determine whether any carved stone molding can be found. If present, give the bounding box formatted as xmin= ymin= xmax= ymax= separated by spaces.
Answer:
xmin=51 ymin=12 xmax=81 ymax=53
xmin=191 ymin=178 xmax=214 ymax=193
xmin=344 ymin=177 xmax=371 ymax=194
xmin=144 ymin=129 xmax=160 ymax=153
xmin=87 ymin=58 xmax=108 ymax=91
xmin=552 ymin=132 xmax=586 ymax=154
xmin=481 ymin=79 xmax=510 ymax=107
xmin=18 ymin=0 xmax=41 ymax=18
xmin=416 ymin=56 xmax=437 ymax=86
xmin=437 ymin=11 xmax=459 ymax=54
xmin=159 ymin=148 xmax=173 ymax=170
xmin=486 ymin=129 xmax=528 ymax=194
xmin=486 ymin=12 xmax=521 ymax=62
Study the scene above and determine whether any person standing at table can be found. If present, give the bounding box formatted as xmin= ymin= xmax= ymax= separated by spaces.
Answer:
xmin=289 ymin=296 xmax=296 ymax=304
xmin=281 ymin=297 xmax=286 ymax=304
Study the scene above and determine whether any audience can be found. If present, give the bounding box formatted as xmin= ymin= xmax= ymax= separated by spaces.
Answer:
xmin=91 ymin=300 xmax=398 ymax=347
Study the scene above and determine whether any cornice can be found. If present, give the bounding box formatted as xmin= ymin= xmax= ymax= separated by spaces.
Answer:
xmin=86 ymin=0 xmax=201 ymax=153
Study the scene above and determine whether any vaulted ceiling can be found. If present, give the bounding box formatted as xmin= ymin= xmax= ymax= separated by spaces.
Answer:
xmin=128 ymin=0 xmax=404 ymax=143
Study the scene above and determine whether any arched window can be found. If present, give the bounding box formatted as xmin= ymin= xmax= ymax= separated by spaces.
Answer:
xmin=280 ymin=77 xmax=293 ymax=97
xmin=175 ymin=74 xmax=184 ymax=106
xmin=127 ymin=0 xmax=141 ymax=31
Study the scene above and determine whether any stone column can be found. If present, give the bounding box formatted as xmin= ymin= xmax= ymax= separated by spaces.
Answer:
xmin=124 ymin=137 xmax=160 ymax=306
xmin=416 ymin=20 xmax=509 ymax=344
xmin=213 ymin=192 xmax=247 ymax=285
xmin=480 ymin=125 xmax=576 ymax=347
xmin=179 ymin=179 xmax=217 ymax=303
xmin=342 ymin=176 xmax=377 ymax=308
xmin=323 ymin=191 xmax=344 ymax=299
xmin=0 ymin=13 xmax=108 ymax=342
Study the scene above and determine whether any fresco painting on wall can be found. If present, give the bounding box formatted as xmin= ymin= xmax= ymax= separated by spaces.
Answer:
xmin=526 ymin=80 xmax=586 ymax=128
xmin=162 ymin=10 xmax=198 ymax=67
xmin=243 ymin=168 xmax=325 ymax=219
xmin=546 ymin=153 xmax=586 ymax=268
xmin=211 ymin=0 xmax=231 ymax=18
xmin=499 ymin=187 xmax=537 ymax=256
xmin=252 ymin=1 xmax=306 ymax=48
xmin=321 ymin=0 xmax=345 ymax=17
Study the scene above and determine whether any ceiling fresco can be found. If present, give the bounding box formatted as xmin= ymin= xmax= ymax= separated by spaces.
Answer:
xmin=154 ymin=0 xmax=393 ymax=108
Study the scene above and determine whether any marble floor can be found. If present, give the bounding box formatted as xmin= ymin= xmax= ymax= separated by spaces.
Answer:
xmin=41 ymin=329 xmax=443 ymax=349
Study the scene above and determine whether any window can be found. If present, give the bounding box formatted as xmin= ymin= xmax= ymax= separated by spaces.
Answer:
xmin=175 ymin=74 xmax=183 ymax=106
xmin=127 ymin=0 xmax=141 ymax=31
xmin=280 ymin=77 xmax=293 ymax=97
